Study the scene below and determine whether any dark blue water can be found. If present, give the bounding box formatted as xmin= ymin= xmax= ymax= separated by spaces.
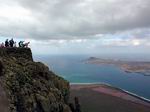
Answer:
xmin=34 ymin=55 xmax=150 ymax=100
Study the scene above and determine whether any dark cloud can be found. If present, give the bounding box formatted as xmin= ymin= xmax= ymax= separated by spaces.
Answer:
xmin=0 ymin=0 xmax=150 ymax=40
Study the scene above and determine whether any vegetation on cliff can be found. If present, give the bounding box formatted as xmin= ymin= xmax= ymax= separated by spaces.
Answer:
xmin=0 ymin=48 xmax=71 ymax=112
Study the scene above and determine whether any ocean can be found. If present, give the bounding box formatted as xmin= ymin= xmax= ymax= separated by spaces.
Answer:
xmin=34 ymin=54 xmax=150 ymax=100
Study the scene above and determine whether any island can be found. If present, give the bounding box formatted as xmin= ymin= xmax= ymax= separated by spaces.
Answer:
xmin=85 ymin=57 xmax=150 ymax=76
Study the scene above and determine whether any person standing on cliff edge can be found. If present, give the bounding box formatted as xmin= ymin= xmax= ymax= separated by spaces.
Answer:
xmin=5 ymin=39 xmax=9 ymax=47
xmin=9 ymin=38 xmax=14 ymax=47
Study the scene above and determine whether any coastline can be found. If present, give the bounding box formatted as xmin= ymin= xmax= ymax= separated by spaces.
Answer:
xmin=86 ymin=57 xmax=150 ymax=76
xmin=70 ymin=83 xmax=150 ymax=107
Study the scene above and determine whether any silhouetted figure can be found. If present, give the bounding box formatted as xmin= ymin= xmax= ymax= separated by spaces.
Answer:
xmin=74 ymin=97 xmax=81 ymax=112
xmin=24 ymin=42 xmax=30 ymax=48
xmin=9 ymin=38 xmax=14 ymax=47
xmin=18 ymin=41 xmax=24 ymax=47
xmin=0 ymin=42 xmax=4 ymax=48
xmin=5 ymin=39 xmax=9 ymax=47
xmin=14 ymin=42 xmax=17 ymax=47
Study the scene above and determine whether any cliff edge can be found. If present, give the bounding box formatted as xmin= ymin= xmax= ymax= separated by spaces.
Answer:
xmin=0 ymin=48 xmax=71 ymax=112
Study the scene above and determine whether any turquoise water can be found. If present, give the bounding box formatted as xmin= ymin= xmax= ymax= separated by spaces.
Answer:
xmin=34 ymin=55 xmax=150 ymax=100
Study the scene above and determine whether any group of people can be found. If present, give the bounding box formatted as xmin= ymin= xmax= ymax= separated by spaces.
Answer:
xmin=0 ymin=38 xmax=30 ymax=48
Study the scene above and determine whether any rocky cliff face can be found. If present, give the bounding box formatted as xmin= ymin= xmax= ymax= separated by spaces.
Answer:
xmin=0 ymin=48 xmax=71 ymax=112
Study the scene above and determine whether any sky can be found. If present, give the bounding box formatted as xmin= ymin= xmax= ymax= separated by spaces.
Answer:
xmin=0 ymin=0 xmax=150 ymax=55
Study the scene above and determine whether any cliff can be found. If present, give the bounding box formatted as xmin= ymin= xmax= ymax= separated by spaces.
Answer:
xmin=0 ymin=48 xmax=71 ymax=112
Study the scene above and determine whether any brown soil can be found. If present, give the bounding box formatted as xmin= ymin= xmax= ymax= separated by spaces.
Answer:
xmin=70 ymin=84 xmax=150 ymax=112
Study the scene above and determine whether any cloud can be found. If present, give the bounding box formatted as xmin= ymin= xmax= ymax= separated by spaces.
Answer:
xmin=0 ymin=0 xmax=150 ymax=41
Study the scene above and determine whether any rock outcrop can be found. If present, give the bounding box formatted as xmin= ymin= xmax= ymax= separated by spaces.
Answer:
xmin=0 ymin=48 xmax=71 ymax=112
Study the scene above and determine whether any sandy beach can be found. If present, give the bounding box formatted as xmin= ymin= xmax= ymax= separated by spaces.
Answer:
xmin=70 ymin=84 xmax=150 ymax=112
